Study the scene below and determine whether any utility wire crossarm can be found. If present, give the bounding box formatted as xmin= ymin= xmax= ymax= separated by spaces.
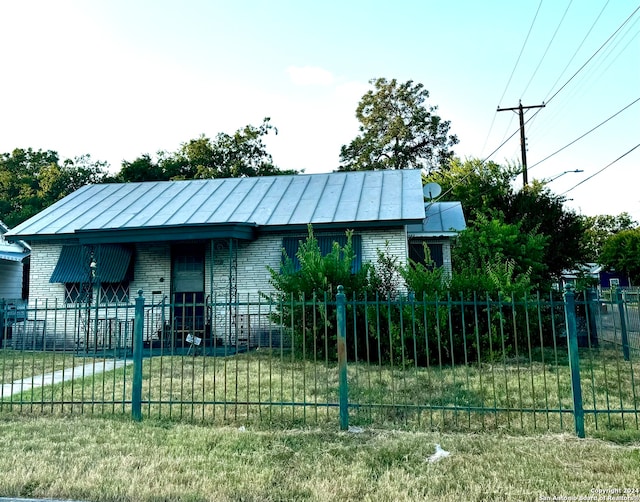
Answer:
xmin=497 ymin=100 xmax=546 ymax=185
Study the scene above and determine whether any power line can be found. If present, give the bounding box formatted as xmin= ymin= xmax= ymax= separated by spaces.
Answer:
xmin=497 ymin=0 xmax=544 ymax=107
xmin=560 ymin=143 xmax=640 ymax=196
xmin=528 ymin=96 xmax=640 ymax=172
xmin=542 ymin=0 xmax=611 ymax=104
xmin=482 ymin=1 xmax=544 ymax=158
xmin=544 ymin=4 xmax=640 ymax=106
xmin=521 ymin=0 xmax=573 ymax=98
xmin=487 ymin=4 xmax=639 ymax=168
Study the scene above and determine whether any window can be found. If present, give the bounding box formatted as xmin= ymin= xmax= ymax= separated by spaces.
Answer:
xmin=100 ymin=283 xmax=130 ymax=303
xmin=64 ymin=283 xmax=91 ymax=304
xmin=53 ymin=245 xmax=134 ymax=304
xmin=610 ymin=278 xmax=620 ymax=288
xmin=408 ymin=240 xmax=444 ymax=268
xmin=64 ymin=282 xmax=130 ymax=304
xmin=282 ymin=234 xmax=362 ymax=272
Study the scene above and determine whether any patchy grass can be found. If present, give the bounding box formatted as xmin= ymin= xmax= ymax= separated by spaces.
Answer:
xmin=2 ymin=343 xmax=639 ymax=436
xmin=0 ymin=415 xmax=638 ymax=502
xmin=0 ymin=349 xmax=78 ymax=384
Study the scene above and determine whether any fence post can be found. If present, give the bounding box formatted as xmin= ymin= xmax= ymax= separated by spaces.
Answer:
xmin=564 ymin=285 xmax=585 ymax=438
xmin=586 ymin=288 xmax=599 ymax=347
xmin=0 ymin=298 xmax=5 ymax=346
xmin=336 ymin=285 xmax=349 ymax=431
xmin=616 ymin=288 xmax=630 ymax=361
xmin=132 ymin=289 xmax=144 ymax=422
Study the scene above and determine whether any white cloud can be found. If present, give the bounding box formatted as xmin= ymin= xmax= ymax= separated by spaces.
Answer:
xmin=286 ymin=66 xmax=336 ymax=86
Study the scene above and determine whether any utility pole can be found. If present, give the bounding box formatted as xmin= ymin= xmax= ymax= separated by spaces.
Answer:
xmin=497 ymin=100 xmax=545 ymax=186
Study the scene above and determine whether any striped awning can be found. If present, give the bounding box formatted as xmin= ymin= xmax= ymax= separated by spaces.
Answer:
xmin=49 ymin=245 xmax=133 ymax=283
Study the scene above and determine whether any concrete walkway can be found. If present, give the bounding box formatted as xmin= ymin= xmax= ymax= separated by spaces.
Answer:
xmin=1 ymin=359 xmax=132 ymax=398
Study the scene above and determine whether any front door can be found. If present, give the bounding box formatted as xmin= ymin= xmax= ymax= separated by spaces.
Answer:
xmin=172 ymin=244 xmax=205 ymax=347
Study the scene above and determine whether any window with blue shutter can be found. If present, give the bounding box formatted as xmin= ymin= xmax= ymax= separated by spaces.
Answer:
xmin=408 ymin=240 xmax=444 ymax=269
xmin=282 ymin=234 xmax=362 ymax=272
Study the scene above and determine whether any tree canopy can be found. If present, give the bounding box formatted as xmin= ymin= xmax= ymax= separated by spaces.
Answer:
xmin=581 ymin=213 xmax=637 ymax=262
xmin=339 ymin=78 xmax=458 ymax=172
xmin=599 ymin=228 xmax=640 ymax=284
xmin=117 ymin=118 xmax=297 ymax=182
xmin=0 ymin=148 xmax=108 ymax=227
xmin=426 ymin=158 xmax=588 ymax=288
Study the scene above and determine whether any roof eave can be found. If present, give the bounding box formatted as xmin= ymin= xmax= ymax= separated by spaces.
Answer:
xmin=260 ymin=218 xmax=424 ymax=234
xmin=16 ymin=223 xmax=258 ymax=244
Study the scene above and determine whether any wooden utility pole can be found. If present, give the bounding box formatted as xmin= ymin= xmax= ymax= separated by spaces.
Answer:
xmin=497 ymin=100 xmax=545 ymax=185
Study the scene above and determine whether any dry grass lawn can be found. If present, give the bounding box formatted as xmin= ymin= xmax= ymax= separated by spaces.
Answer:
xmin=0 ymin=415 xmax=639 ymax=502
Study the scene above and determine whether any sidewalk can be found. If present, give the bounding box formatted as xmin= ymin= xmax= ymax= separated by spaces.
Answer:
xmin=1 ymin=359 xmax=132 ymax=398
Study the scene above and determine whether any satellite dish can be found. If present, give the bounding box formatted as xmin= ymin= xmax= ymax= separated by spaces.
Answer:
xmin=423 ymin=182 xmax=442 ymax=200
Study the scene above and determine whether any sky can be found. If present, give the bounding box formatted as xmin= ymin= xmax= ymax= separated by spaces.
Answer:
xmin=1 ymin=1 xmax=639 ymax=222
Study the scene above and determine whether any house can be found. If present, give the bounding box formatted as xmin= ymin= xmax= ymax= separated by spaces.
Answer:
xmin=0 ymin=220 xmax=30 ymax=302
xmin=406 ymin=201 xmax=466 ymax=275
xmin=8 ymin=170 xmax=446 ymax=349
xmin=559 ymin=263 xmax=632 ymax=293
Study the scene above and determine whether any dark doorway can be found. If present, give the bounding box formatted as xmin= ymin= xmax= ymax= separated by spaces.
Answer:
xmin=171 ymin=244 xmax=205 ymax=347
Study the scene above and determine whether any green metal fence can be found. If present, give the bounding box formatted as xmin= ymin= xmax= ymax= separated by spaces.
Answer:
xmin=1 ymin=288 xmax=638 ymax=437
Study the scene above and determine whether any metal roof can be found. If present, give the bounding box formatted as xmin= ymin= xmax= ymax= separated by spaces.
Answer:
xmin=406 ymin=202 xmax=466 ymax=238
xmin=0 ymin=251 xmax=29 ymax=262
xmin=8 ymin=170 xmax=426 ymax=243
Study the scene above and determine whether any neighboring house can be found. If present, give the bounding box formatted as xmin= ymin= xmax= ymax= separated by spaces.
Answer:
xmin=0 ymin=220 xmax=31 ymax=302
xmin=7 ymin=170 xmax=435 ymax=349
xmin=560 ymin=263 xmax=632 ymax=292
xmin=406 ymin=201 xmax=466 ymax=276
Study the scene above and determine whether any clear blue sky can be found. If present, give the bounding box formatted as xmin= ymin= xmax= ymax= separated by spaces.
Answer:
xmin=1 ymin=1 xmax=638 ymax=221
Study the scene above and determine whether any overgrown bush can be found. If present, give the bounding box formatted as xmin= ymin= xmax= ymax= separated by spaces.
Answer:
xmin=266 ymin=225 xmax=370 ymax=360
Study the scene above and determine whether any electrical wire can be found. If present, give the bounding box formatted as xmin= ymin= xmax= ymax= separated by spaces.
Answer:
xmin=543 ymin=0 xmax=611 ymax=103
xmin=544 ymin=4 xmax=640 ymax=106
xmin=528 ymin=96 xmax=640 ymax=172
xmin=560 ymin=143 xmax=640 ymax=196
xmin=436 ymin=4 xmax=640 ymax=211
xmin=497 ymin=0 xmax=544 ymax=107
xmin=481 ymin=0 xmax=545 ymax=157
xmin=521 ymin=0 xmax=573 ymax=98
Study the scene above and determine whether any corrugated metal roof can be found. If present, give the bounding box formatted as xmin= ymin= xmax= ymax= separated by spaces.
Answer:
xmin=8 ymin=170 xmax=426 ymax=242
xmin=406 ymin=202 xmax=466 ymax=237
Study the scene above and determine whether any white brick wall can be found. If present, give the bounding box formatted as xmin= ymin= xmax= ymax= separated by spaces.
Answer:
xmin=28 ymin=229 xmax=410 ymax=305
xmin=24 ymin=229 xmax=411 ymax=346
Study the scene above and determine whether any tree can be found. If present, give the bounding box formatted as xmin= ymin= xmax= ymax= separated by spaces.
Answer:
xmin=504 ymin=181 xmax=587 ymax=283
xmin=339 ymin=78 xmax=458 ymax=172
xmin=118 ymin=154 xmax=167 ymax=182
xmin=582 ymin=213 xmax=637 ymax=261
xmin=599 ymin=228 xmax=640 ymax=283
xmin=425 ymin=158 xmax=588 ymax=288
xmin=117 ymin=118 xmax=298 ymax=182
xmin=451 ymin=212 xmax=547 ymax=292
xmin=425 ymin=157 xmax=518 ymax=224
xmin=0 ymin=148 xmax=107 ymax=227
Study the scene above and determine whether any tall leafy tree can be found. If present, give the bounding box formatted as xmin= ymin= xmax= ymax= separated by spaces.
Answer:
xmin=0 ymin=148 xmax=107 ymax=227
xmin=425 ymin=158 xmax=587 ymax=288
xmin=599 ymin=228 xmax=640 ymax=283
xmin=339 ymin=78 xmax=458 ymax=172
xmin=117 ymin=118 xmax=297 ymax=182
xmin=581 ymin=213 xmax=637 ymax=261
